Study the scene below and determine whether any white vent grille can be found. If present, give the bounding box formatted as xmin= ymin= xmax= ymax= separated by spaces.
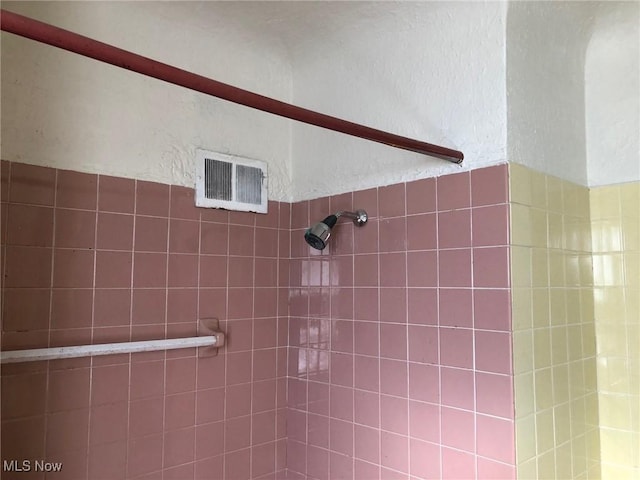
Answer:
xmin=195 ymin=150 xmax=267 ymax=213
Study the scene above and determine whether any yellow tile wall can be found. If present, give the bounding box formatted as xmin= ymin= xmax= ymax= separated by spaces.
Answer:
xmin=510 ymin=164 xmax=601 ymax=480
xmin=590 ymin=182 xmax=640 ymax=480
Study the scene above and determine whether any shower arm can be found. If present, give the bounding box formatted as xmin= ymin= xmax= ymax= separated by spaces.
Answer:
xmin=0 ymin=9 xmax=464 ymax=164
xmin=335 ymin=210 xmax=368 ymax=226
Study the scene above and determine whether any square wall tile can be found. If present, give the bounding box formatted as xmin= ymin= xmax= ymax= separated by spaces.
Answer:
xmin=379 ymin=253 xmax=406 ymax=287
xmin=50 ymin=289 xmax=93 ymax=329
xmin=380 ymin=431 xmax=408 ymax=473
xmin=170 ymin=185 xmax=199 ymax=220
xmin=438 ymin=209 xmax=471 ymax=248
xmin=407 ymin=213 xmax=437 ymax=250
xmin=52 ymin=248 xmax=93 ymax=288
xmin=406 ymin=177 xmax=436 ymax=215
xmin=439 ymin=327 xmax=473 ymax=368
xmin=94 ymin=289 xmax=131 ymax=327
xmin=135 ymin=215 xmax=168 ymax=252
xmin=441 ymin=407 xmax=474 ymax=452
xmin=6 ymin=204 xmax=54 ymax=247
xmin=46 ymin=408 xmax=90 ymax=454
xmin=410 ymin=438 xmax=440 ymax=479
xmin=169 ymin=219 xmax=200 ymax=253
xmin=409 ymin=400 xmax=440 ymax=444
xmin=474 ymin=289 xmax=511 ymax=331
xmin=439 ymin=249 xmax=472 ymax=287
xmin=354 ymin=254 xmax=378 ymax=287
xmin=354 ymin=355 xmax=379 ymax=393
xmin=379 ymin=288 xmax=406 ymax=323
xmin=164 ymin=426 xmax=195 ymax=467
xmin=329 ymin=386 xmax=354 ymax=421
xmin=407 ymin=325 xmax=438 ymax=365
xmin=380 ymin=323 xmax=407 ymax=360
xmin=441 ymin=367 xmax=474 ymax=410
xmin=88 ymin=440 xmax=126 ymax=478
xmin=136 ymin=180 xmax=170 ymax=217
xmin=96 ymin=213 xmax=133 ymax=250
xmin=379 ymin=183 xmax=406 ymax=218
xmin=476 ymin=372 xmax=514 ymax=419
xmin=437 ymin=172 xmax=471 ymax=211
xmin=473 ymin=247 xmax=510 ymax=288
xmin=330 ymin=450 xmax=355 ymax=479
xmin=54 ymin=208 xmax=96 ymax=249
xmin=353 ymin=187 xmax=378 ymax=219
xmin=407 ymin=251 xmax=437 ymax=288
xmin=5 ymin=246 xmax=52 ymax=288
xmin=476 ymin=331 xmax=512 ymax=375
xmin=354 ymin=390 xmax=380 ymax=428
xmin=407 ymin=288 xmax=437 ymax=325
xmin=200 ymin=222 xmax=229 ymax=255
xmin=9 ymin=163 xmax=56 ymax=206
xmin=98 ymin=175 xmax=135 ymax=213
xmin=379 ymin=217 xmax=407 ymax=252
xmin=355 ymin=425 xmax=380 ymax=464
xmin=477 ymin=415 xmax=515 ymax=463
xmin=439 ymin=288 xmax=472 ymax=328
xmin=471 ymin=164 xmax=509 ymax=206
xmin=133 ymin=253 xmax=167 ymax=288
xmin=330 ymin=417 xmax=354 ymax=455
xmin=379 ymin=359 xmax=407 ymax=397
xmin=291 ymin=201 xmax=309 ymax=230
xmin=3 ymin=288 xmax=50 ymax=332
xmin=473 ymin=204 xmax=509 ymax=246
xmin=56 ymin=170 xmax=97 ymax=210
xmin=408 ymin=363 xmax=440 ymax=403
xmin=2 ymin=372 xmax=47 ymax=420
xmin=95 ymin=251 xmax=132 ymax=288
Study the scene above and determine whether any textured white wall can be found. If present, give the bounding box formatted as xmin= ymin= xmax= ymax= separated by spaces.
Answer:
xmin=585 ymin=2 xmax=640 ymax=186
xmin=506 ymin=1 xmax=639 ymax=188
xmin=506 ymin=1 xmax=596 ymax=186
xmin=3 ymin=2 xmax=635 ymax=202
xmin=1 ymin=2 xmax=510 ymax=203
xmin=0 ymin=1 xmax=293 ymax=201
xmin=288 ymin=1 xmax=508 ymax=201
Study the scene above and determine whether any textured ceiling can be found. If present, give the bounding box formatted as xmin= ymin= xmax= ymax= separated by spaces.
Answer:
xmin=130 ymin=1 xmax=446 ymax=61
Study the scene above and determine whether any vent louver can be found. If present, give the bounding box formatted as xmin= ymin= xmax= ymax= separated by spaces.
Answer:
xmin=204 ymin=158 xmax=232 ymax=201
xmin=195 ymin=150 xmax=267 ymax=213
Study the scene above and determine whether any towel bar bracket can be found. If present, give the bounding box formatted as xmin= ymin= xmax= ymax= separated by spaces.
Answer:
xmin=198 ymin=318 xmax=226 ymax=358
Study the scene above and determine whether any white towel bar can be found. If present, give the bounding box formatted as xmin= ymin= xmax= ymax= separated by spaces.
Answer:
xmin=0 ymin=319 xmax=225 ymax=364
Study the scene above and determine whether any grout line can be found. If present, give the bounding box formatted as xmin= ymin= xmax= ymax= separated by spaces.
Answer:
xmin=402 ymin=182 xmax=411 ymax=475
xmin=42 ymin=167 xmax=58 ymax=472
xmin=469 ymin=174 xmax=480 ymax=476
xmin=194 ymin=206 xmax=206 ymax=468
xmin=124 ymin=177 xmax=137 ymax=476
xmin=88 ymin=172 xmax=100 ymax=477
xmin=434 ymin=176 xmax=445 ymax=478
xmin=376 ymin=185 xmax=382 ymax=477
xmin=0 ymin=161 xmax=12 ymax=353
xmin=221 ymin=202 xmax=231 ymax=479
xmin=248 ymin=216 xmax=257 ymax=479
xmin=160 ymin=186 xmax=171 ymax=472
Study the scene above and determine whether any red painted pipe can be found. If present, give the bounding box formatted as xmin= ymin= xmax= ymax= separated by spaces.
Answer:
xmin=1 ymin=9 xmax=464 ymax=164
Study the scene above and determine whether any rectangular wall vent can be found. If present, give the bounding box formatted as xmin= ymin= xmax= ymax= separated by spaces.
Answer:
xmin=195 ymin=149 xmax=268 ymax=214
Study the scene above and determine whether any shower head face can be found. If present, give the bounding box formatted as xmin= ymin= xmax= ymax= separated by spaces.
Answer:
xmin=303 ymin=212 xmax=367 ymax=251
xmin=304 ymin=221 xmax=332 ymax=250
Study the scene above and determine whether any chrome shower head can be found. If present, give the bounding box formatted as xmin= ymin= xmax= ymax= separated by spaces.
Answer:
xmin=304 ymin=210 xmax=368 ymax=250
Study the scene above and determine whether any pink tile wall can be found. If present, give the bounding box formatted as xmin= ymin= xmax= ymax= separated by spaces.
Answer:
xmin=286 ymin=165 xmax=515 ymax=479
xmin=1 ymin=161 xmax=515 ymax=480
xmin=1 ymin=161 xmax=289 ymax=480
